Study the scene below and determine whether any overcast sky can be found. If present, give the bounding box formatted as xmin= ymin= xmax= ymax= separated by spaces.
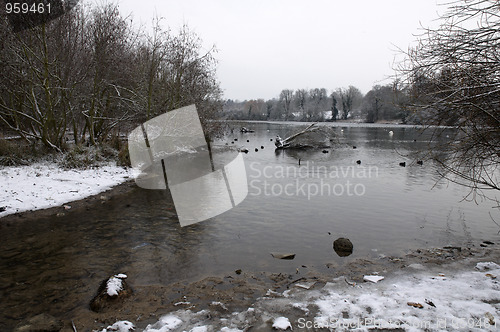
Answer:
xmin=116 ymin=0 xmax=444 ymax=101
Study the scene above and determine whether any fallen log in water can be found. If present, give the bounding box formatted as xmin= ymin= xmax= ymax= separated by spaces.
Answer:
xmin=275 ymin=123 xmax=334 ymax=150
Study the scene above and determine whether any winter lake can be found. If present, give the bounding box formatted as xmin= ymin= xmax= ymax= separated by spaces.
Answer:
xmin=0 ymin=121 xmax=497 ymax=329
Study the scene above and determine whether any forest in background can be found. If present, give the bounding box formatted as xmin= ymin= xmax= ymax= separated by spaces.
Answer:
xmin=222 ymin=83 xmax=414 ymax=124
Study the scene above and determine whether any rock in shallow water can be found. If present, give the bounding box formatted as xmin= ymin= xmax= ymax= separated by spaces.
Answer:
xmin=333 ymin=237 xmax=353 ymax=257
xmin=90 ymin=274 xmax=133 ymax=312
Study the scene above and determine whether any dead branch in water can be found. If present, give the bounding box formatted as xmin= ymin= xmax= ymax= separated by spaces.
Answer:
xmin=275 ymin=123 xmax=321 ymax=149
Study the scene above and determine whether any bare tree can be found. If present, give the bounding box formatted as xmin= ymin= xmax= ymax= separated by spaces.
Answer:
xmin=361 ymin=84 xmax=405 ymax=123
xmin=398 ymin=0 xmax=500 ymax=196
xmin=135 ymin=16 xmax=170 ymax=121
xmin=0 ymin=5 xmax=89 ymax=151
xmin=307 ymin=88 xmax=327 ymax=121
xmin=337 ymin=86 xmax=362 ymax=120
xmin=279 ymin=89 xmax=294 ymax=120
xmin=158 ymin=24 xmax=223 ymax=139
xmin=330 ymin=92 xmax=339 ymax=121
xmin=82 ymin=2 xmax=139 ymax=145
xmin=294 ymin=89 xmax=308 ymax=119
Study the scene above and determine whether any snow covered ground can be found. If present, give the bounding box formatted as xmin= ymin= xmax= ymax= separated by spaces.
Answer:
xmin=100 ymin=262 xmax=500 ymax=332
xmin=0 ymin=162 xmax=131 ymax=218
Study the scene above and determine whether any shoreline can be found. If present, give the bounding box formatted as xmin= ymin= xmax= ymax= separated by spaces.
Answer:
xmin=65 ymin=242 xmax=500 ymax=331
xmin=226 ymin=119 xmax=423 ymax=128
xmin=0 ymin=179 xmax=137 ymax=226
xmin=0 ymin=161 xmax=134 ymax=225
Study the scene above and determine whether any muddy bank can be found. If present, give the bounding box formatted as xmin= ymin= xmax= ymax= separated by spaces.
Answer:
xmin=87 ymin=243 xmax=500 ymax=331
xmin=11 ymin=241 xmax=499 ymax=332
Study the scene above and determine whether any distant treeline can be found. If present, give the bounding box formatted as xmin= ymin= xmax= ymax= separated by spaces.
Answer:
xmin=0 ymin=2 xmax=223 ymax=151
xmin=223 ymin=84 xmax=419 ymax=124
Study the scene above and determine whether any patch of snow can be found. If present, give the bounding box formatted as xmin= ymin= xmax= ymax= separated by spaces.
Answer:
xmin=294 ymin=281 xmax=316 ymax=289
xmin=144 ymin=315 xmax=182 ymax=332
xmin=272 ymin=317 xmax=292 ymax=330
xmin=265 ymin=289 xmax=280 ymax=297
xmin=292 ymin=302 xmax=309 ymax=314
xmin=174 ymin=301 xmax=191 ymax=306
xmin=476 ymin=262 xmax=500 ymax=271
xmin=210 ymin=301 xmax=228 ymax=310
xmin=363 ymin=275 xmax=385 ymax=283
xmin=106 ymin=276 xmax=124 ymax=296
xmin=312 ymin=266 xmax=500 ymax=331
xmin=100 ymin=320 xmax=135 ymax=332
xmin=189 ymin=327 xmax=208 ymax=332
xmin=0 ymin=162 xmax=131 ymax=218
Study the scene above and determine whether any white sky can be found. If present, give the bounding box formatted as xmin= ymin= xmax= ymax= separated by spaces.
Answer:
xmin=115 ymin=0 xmax=444 ymax=101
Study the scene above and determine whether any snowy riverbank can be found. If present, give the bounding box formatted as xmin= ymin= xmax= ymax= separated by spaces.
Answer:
xmin=101 ymin=260 xmax=500 ymax=331
xmin=0 ymin=162 xmax=132 ymax=218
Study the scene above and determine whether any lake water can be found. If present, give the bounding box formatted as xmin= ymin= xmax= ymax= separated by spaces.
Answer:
xmin=0 ymin=121 xmax=497 ymax=329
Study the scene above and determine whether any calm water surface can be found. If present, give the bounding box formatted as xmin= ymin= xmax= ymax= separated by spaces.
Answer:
xmin=0 ymin=122 xmax=497 ymax=329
